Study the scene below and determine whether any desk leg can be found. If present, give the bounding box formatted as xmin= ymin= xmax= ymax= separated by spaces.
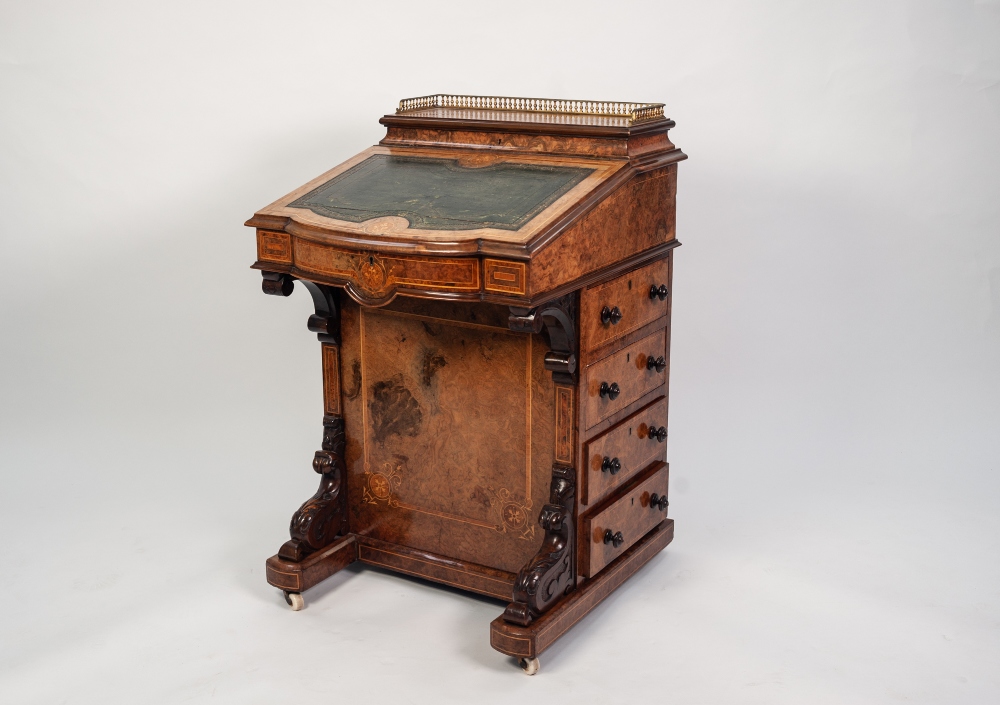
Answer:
xmin=276 ymin=415 xmax=349 ymax=563
xmin=491 ymin=519 xmax=674 ymax=664
xmin=503 ymin=464 xmax=576 ymax=626
xmin=505 ymin=294 xmax=580 ymax=627
xmin=266 ymin=534 xmax=358 ymax=596
xmin=261 ymin=273 xmax=354 ymax=600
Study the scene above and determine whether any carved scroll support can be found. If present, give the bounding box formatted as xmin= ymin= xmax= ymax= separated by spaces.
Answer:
xmin=505 ymin=293 xmax=579 ymax=624
xmin=261 ymin=271 xmax=347 ymax=562
xmin=278 ymin=416 xmax=348 ymax=561
xmin=504 ymin=464 xmax=576 ymax=626
xmin=261 ymin=271 xmax=340 ymax=344
xmin=509 ymin=292 xmax=578 ymax=385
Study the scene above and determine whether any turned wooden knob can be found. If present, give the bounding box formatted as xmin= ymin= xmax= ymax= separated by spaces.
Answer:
xmin=646 ymin=355 xmax=666 ymax=373
xmin=647 ymin=425 xmax=667 ymax=442
xmin=601 ymin=456 xmax=622 ymax=475
xmin=603 ymin=529 xmax=625 ymax=548
xmin=649 ymin=493 xmax=669 ymax=511
xmin=600 ymin=305 xmax=623 ymax=326
xmin=600 ymin=382 xmax=621 ymax=400
xmin=649 ymin=284 xmax=669 ymax=301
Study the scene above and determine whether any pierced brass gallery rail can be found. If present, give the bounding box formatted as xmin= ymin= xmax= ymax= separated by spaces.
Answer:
xmin=396 ymin=94 xmax=665 ymax=124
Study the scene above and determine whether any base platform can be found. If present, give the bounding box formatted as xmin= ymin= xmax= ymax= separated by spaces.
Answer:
xmin=490 ymin=519 xmax=674 ymax=659
xmin=265 ymin=533 xmax=516 ymax=600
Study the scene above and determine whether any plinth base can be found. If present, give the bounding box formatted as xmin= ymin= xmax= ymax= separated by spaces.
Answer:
xmin=490 ymin=519 xmax=674 ymax=659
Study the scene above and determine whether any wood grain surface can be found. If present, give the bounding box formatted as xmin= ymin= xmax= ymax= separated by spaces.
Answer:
xmin=338 ymin=298 xmax=555 ymax=575
xmin=580 ymin=257 xmax=670 ymax=352
xmin=322 ymin=343 xmax=341 ymax=416
xmin=529 ymin=166 xmax=676 ymax=299
xmin=580 ymin=462 xmax=670 ymax=577
xmin=582 ymin=396 xmax=668 ymax=506
xmin=357 ymin=535 xmax=515 ymax=600
xmin=582 ymin=328 xmax=667 ymax=430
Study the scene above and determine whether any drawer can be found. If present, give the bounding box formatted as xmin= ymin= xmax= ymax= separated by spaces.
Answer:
xmin=583 ymin=396 xmax=668 ymax=506
xmin=580 ymin=258 xmax=670 ymax=352
xmin=581 ymin=462 xmax=669 ymax=578
xmin=583 ymin=328 xmax=667 ymax=431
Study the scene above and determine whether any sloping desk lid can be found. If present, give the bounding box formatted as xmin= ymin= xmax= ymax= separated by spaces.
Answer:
xmin=247 ymin=146 xmax=627 ymax=254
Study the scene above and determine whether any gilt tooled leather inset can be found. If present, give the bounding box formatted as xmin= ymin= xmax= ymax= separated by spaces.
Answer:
xmin=289 ymin=155 xmax=593 ymax=231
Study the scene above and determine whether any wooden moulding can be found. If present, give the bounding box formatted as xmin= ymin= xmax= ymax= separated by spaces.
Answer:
xmin=356 ymin=536 xmax=516 ymax=601
xmin=265 ymin=534 xmax=358 ymax=593
xmin=264 ymin=533 xmax=518 ymax=601
xmin=490 ymin=519 xmax=674 ymax=659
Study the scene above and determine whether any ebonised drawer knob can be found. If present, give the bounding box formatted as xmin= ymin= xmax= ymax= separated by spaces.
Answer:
xmin=649 ymin=493 xmax=669 ymax=511
xmin=649 ymin=284 xmax=669 ymax=301
xmin=600 ymin=382 xmax=621 ymax=400
xmin=600 ymin=305 xmax=623 ymax=325
xmin=603 ymin=529 xmax=625 ymax=548
xmin=601 ymin=456 xmax=622 ymax=475
xmin=647 ymin=425 xmax=667 ymax=442
xmin=646 ymin=355 xmax=666 ymax=373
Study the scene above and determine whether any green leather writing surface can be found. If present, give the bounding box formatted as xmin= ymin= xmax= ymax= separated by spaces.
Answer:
xmin=290 ymin=155 xmax=593 ymax=231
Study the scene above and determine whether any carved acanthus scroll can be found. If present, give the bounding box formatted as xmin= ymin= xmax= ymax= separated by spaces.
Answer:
xmin=503 ymin=464 xmax=576 ymax=625
xmin=279 ymin=416 xmax=348 ymax=561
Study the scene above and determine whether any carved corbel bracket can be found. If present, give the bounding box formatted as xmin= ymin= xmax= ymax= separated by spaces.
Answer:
xmin=278 ymin=416 xmax=348 ymax=562
xmin=503 ymin=464 xmax=576 ymax=626
xmin=260 ymin=271 xmax=340 ymax=344
xmin=261 ymin=271 xmax=294 ymax=297
xmin=509 ymin=292 xmax=578 ymax=385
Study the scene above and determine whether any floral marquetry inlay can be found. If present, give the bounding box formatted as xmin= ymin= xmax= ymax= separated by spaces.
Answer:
xmin=481 ymin=486 xmax=535 ymax=541
xmin=363 ymin=460 xmax=404 ymax=506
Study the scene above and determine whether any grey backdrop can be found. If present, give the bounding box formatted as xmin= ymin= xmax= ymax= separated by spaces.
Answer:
xmin=2 ymin=1 xmax=998 ymax=703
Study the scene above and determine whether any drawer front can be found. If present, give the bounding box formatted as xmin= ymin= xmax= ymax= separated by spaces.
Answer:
xmin=580 ymin=258 xmax=670 ymax=352
xmin=583 ymin=328 xmax=667 ymax=430
xmin=582 ymin=462 xmax=670 ymax=578
xmin=583 ymin=396 xmax=668 ymax=506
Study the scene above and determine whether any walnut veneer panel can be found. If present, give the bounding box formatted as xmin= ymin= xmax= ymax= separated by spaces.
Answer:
xmin=338 ymin=299 xmax=554 ymax=575
xmin=530 ymin=166 xmax=676 ymax=298
xmin=582 ymin=328 xmax=667 ymax=430
xmin=581 ymin=462 xmax=670 ymax=578
xmin=580 ymin=258 xmax=670 ymax=352
xmin=583 ymin=396 xmax=668 ymax=506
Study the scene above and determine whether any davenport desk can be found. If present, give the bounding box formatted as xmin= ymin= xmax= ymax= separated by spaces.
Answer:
xmin=245 ymin=95 xmax=686 ymax=674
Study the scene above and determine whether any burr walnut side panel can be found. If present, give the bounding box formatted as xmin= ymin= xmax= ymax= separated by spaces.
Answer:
xmin=339 ymin=298 xmax=555 ymax=575
xmin=530 ymin=165 xmax=676 ymax=298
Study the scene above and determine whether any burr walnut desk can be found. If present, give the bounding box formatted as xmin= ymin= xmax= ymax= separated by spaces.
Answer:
xmin=245 ymin=95 xmax=686 ymax=674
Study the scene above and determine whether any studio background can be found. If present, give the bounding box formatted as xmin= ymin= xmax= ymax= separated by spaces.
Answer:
xmin=1 ymin=1 xmax=998 ymax=703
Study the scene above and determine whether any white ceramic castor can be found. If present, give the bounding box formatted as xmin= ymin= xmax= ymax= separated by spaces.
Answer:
xmin=519 ymin=657 xmax=540 ymax=675
xmin=283 ymin=591 xmax=304 ymax=611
